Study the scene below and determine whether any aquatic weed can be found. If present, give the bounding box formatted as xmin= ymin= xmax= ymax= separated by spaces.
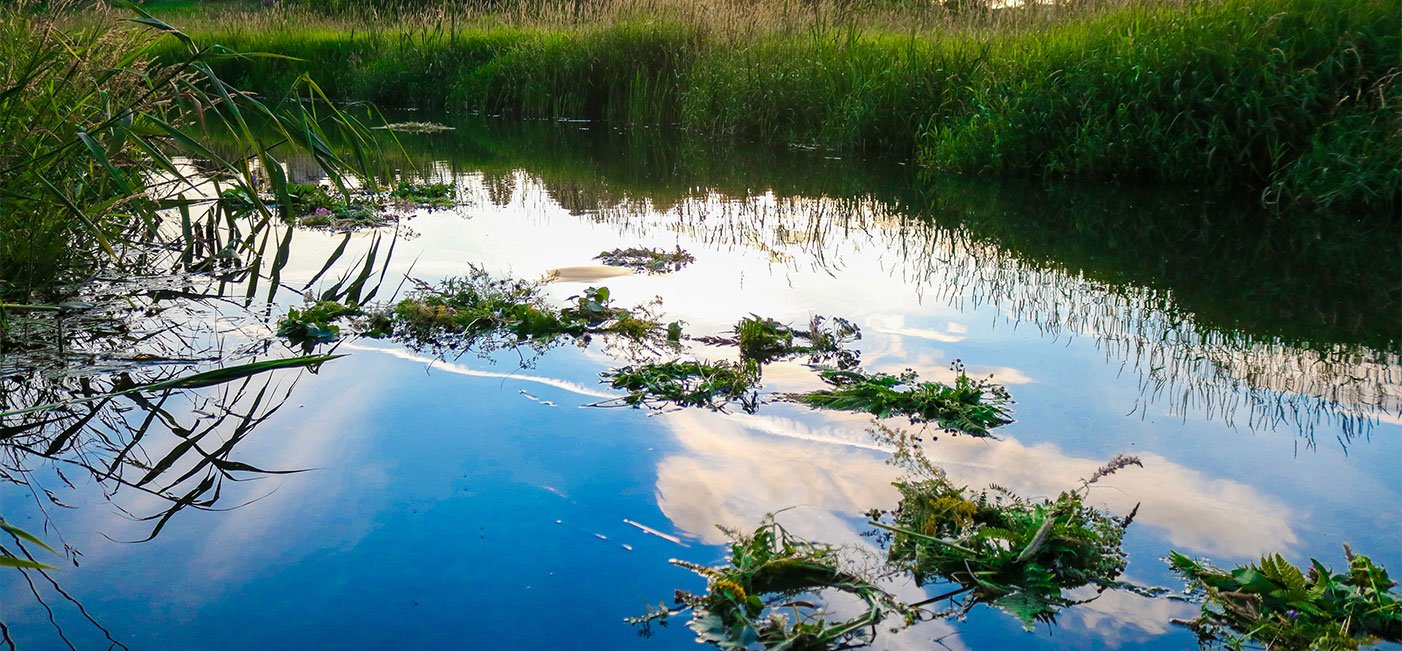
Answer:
xmin=629 ymin=519 xmax=915 ymax=649
xmin=871 ymin=427 xmax=1142 ymax=628
xmin=703 ymin=315 xmax=861 ymax=368
xmin=374 ymin=121 xmax=455 ymax=134
xmin=600 ymin=359 xmax=759 ymax=412
xmin=392 ymin=269 xmax=675 ymax=359
xmin=595 ymin=246 xmax=696 ymax=274
xmin=1169 ymin=547 xmax=1402 ymax=650
xmin=390 ymin=182 xmax=457 ymax=209
xmin=785 ymin=362 xmax=1012 ymax=436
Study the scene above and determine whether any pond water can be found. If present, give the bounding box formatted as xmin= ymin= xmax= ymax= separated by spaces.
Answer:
xmin=3 ymin=115 xmax=1399 ymax=650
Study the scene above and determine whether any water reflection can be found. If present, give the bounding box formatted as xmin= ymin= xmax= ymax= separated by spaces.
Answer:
xmin=334 ymin=115 xmax=1399 ymax=444
xmin=3 ymin=115 xmax=1396 ymax=649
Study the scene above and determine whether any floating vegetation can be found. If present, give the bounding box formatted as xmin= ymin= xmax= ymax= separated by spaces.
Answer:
xmin=1169 ymin=548 xmax=1402 ymax=650
xmin=638 ymin=437 xmax=1144 ymax=645
xmin=595 ymin=246 xmax=696 ymax=274
xmin=276 ymin=300 xmax=391 ymax=352
xmin=871 ymin=440 xmax=1142 ymax=628
xmin=784 ymin=363 xmax=1012 ymax=436
xmin=723 ymin=315 xmax=861 ymax=368
xmin=629 ymin=519 xmax=914 ymax=649
xmin=600 ymin=359 xmax=760 ymax=413
xmin=392 ymin=268 xmax=675 ymax=358
xmin=390 ymin=182 xmax=456 ymax=209
xmin=284 ymin=182 xmax=392 ymax=230
xmin=375 ymin=121 xmax=455 ymax=134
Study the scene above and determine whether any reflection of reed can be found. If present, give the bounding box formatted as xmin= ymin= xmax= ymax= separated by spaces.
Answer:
xmin=491 ymin=176 xmax=1397 ymax=443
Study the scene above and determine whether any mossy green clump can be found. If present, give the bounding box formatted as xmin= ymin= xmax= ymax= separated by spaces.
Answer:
xmin=390 ymin=182 xmax=457 ymax=209
xmin=785 ymin=362 xmax=1012 ymax=436
xmin=392 ymin=268 xmax=675 ymax=356
xmin=1169 ymin=548 xmax=1402 ymax=650
xmin=275 ymin=299 xmax=391 ymax=352
xmin=732 ymin=315 xmax=861 ymax=368
xmin=375 ymin=121 xmax=455 ymax=134
xmin=284 ymin=182 xmax=391 ymax=230
xmin=601 ymin=359 xmax=759 ymax=412
xmin=595 ymin=246 xmax=696 ymax=274
xmin=630 ymin=520 xmax=915 ymax=650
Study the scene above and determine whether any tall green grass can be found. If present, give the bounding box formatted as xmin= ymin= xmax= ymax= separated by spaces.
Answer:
xmin=156 ymin=0 xmax=1399 ymax=214
xmin=0 ymin=1 xmax=385 ymax=301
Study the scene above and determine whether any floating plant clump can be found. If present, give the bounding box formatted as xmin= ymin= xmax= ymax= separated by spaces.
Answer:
xmin=390 ymin=182 xmax=456 ymax=209
xmin=374 ymin=121 xmax=455 ymax=134
xmin=637 ymin=435 xmax=1146 ymax=646
xmin=599 ymin=359 xmax=759 ymax=413
xmin=629 ymin=520 xmax=916 ymax=650
xmin=783 ymin=363 xmax=1012 ymax=436
xmin=391 ymin=268 xmax=678 ymax=358
xmin=708 ymin=314 xmax=861 ymax=368
xmin=276 ymin=300 xmax=391 ymax=352
xmin=595 ymin=246 xmax=696 ymax=274
xmin=1169 ymin=548 xmax=1402 ymax=650
xmin=866 ymin=429 xmax=1144 ymax=628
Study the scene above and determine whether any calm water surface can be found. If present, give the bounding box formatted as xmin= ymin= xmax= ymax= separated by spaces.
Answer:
xmin=3 ymin=116 xmax=1399 ymax=650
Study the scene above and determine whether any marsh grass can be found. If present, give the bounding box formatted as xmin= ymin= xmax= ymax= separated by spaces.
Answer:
xmin=1170 ymin=548 xmax=1402 ymax=650
xmin=151 ymin=0 xmax=1401 ymax=214
xmin=785 ymin=363 xmax=1012 ymax=436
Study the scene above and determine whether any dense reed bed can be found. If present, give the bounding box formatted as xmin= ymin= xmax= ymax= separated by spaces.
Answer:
xmin=146 ymin=0 xmax=1400 ymax=215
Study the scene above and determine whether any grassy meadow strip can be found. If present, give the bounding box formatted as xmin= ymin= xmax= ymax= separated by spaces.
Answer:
xmin=148 ymin=0 xmax=1400 ymax=215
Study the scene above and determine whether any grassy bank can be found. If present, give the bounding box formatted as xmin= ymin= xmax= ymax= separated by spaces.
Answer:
xmin=150 ymin=0 xmax=1400 ymax=215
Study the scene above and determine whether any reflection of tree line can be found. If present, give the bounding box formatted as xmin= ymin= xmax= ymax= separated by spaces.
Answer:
xmin=262 ymin=115 xmax=1399 ymax=437
xmin=602 ymin=187 xmax=1398 ymax=441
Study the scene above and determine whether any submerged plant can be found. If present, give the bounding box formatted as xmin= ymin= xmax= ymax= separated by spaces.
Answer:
xmin=1169 ymin=548 xmax=1402 ymax=650
xmin=600 ymin=359 xmax=760 ymax=412
xmin=595 ymin=246 xmax=696 ymax=274
xmin=785 ymin=362 xmax=1011 ymax=436
xmin=871 ymin=428 xmax=1142 ymax=628
xmin=629 ymin=519 xmax=915 ymax=650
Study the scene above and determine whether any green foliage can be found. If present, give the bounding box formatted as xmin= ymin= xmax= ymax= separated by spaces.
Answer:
xmin=630 ymin=519 xmax=916 ymax=650
xmin=595 ymin=246 xmax=695 ymax=274
xmin=872 ymin=433 xmax=1143 ymax=628
xmin=390 ymin=181 xmax=456 ymax=208
xmin=1 ymin=519 xmax=58 ymax=570
xmin=169 ymin=0 xmax=1401 ymax=215
xmin=1170 ymin=548 xmax=1402 ymax=650
xmin=278 ymin=181 xmax=457 ymax=230
xmin=919 ymin=0 xmax=1400 ymax=215
xmin=786 ymin=362 xmax=1012 ymax=436
xmin=276 ymin=299 xmax=367 ymax=351
xmin=602 ymin=359 xmax=760 ymax=412
xmin=0 ymin=1 xmax=387 ymax=303
xmin=731 ymin=315 xmax=861 ymax=368
xmin=376 ymin=121 xmax=455 ymax=134
xmin=392 ymin=268 xmax=673 ymax=357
